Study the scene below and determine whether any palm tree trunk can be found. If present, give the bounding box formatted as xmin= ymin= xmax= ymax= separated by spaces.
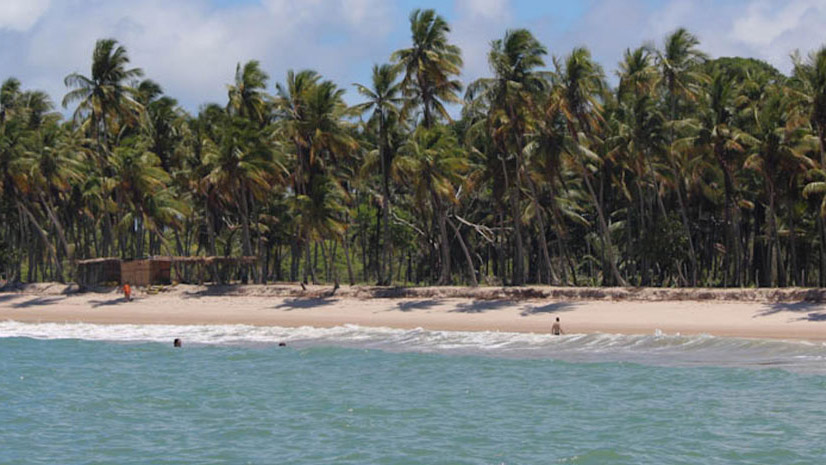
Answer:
xmin=205 ymin=201 xmax=221 ymax=284
xmin=448 ymin=217 xmax=477 ymax=286
xmin=818 ymin=213 xmax=826 ymax=287
xmin=433 ymin=193 xmax=451 ymax=285
xmin=18 ymin=202 xmax=63 ymax=282
xmin=581 ymin=169 xmax=627 ymax=287
xmin=765 ymin=177 xmax=784 ymax=287
xmin=379 ymin=114 xmax=392 ymax=285
xmin=787 ymin=195 xmax=798 ymax=286
xmin=500 ymin=155 xmax=525 ymax=285
xmin=341 ymin=233 xmax=355 ymax=285
xmin=667 ymin=84 xmax=698 ymax=286
xmin=239 ymin=186 xmax=253 ymax=284
xmin=39 ymin=195 xmax=73 ymax=271
xmin=527 ymin=179 xmax=559 ymax=285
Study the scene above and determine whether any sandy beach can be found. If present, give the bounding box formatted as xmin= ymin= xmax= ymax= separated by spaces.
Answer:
xmin=0 ymin=283 xmax=824 ymax=341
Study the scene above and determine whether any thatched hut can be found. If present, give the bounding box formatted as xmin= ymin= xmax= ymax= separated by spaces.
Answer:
xmin=74 ymin=256 xmax=256 ymax=286
xmin=76 ymin=258 xmax=122 ymax=288
xmin=121 ymin=258 xmax=172 ymax=287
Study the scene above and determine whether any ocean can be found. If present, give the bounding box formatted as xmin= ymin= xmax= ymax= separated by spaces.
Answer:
xmin=1 ymin=321 xmax=825 ymax=464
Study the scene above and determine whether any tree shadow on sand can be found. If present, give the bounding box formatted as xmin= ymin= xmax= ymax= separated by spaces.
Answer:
xmin=450 ymin=300 xmax=514 ymax=313
xmin=182 ymin=284 xmax=244 ymax=299
xmin=520 ymin=302 xmax=580 ymax=316
xmin=11 ymin=296 xmax=66 ymax=308
xmin=396 ymin=299 xmax=442 ymax=312
xmin=754 ymin=302 xmax=826 ymax=318
xmin=274 ymin=297 xmax=337 ymax=310
xmin=0 ymin=294 xmax=23 ymax=303
xmin=797 ymin=312 xmax=826 ymax=322
xmin=89 ymin=297 xmax=128 ymax=307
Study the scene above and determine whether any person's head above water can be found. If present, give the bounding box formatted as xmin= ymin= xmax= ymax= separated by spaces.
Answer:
xmin=173 ymin=338 xmax=181 ymax=347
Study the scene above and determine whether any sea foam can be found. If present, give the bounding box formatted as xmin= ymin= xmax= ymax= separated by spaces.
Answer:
xmin=1 ymin=320 xmax=824 ymax=372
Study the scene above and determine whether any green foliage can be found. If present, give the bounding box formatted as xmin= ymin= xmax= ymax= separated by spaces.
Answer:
xmin=3 ymin=13 xmax=826 ymax=288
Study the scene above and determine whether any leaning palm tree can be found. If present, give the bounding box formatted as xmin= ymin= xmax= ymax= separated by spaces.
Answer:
xmin=353 ymin=63 xmax=404 ymax=284
xmin=549 ymin=47 xmax=627 ymax=286
xmin=392 ymin=8 xmax=463 ymax=128
xmin=609 ymin=47 xmax=670 ymax=284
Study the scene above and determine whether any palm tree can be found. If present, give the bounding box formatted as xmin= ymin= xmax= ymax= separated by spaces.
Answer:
xmin=791 ymin=47 xmax=826 ymax=285
xmin=275 ymin=70 xmax=356 ymax=283
xmin=203 ymin=116 xmax=280 ymax=282
xmin=1 ymin=78 xmax=22 ymax=124
xmin=63 ymin=38 xmax=144 ymax=150
xmin=468 ymin=28 xmax=553 ymax=284
xmin=396 ymin=125 xmax=470 ymax=284
xmin=353 ymin=63 xmax=404 ymax=284
xmin=657 ymin=28 xmax=708 ymax=285
xmin=609 ymin=47 xmax=669 ymax=283
xmin=550 ymin=47 xmax=628 ymax=286
xmin=227 ymin=60 xmax=270 ymax=127
xmin=63 ymin=38 xmax=144 ymax=257
xmin=684 ymin=72 xmax=751 ymax=286
xmin=109 ymin=145 xmax=172 ymax=258
xmin=392 ymin=8 xmax=462 ymax=128
xmin=792 ymin=47 xmax=826 ymax=166
xmin=746 ymin=88 xmax=815 ymax=286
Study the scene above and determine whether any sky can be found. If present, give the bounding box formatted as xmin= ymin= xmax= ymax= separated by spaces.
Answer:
xmin=1 ymin=0 xmax=825 ymax=114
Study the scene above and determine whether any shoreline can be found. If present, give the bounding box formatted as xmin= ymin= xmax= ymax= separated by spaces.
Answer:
xmin=1 ymin=284 xmax=825 ymax=341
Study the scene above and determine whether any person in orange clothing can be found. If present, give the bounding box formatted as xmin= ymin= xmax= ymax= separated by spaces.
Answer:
xmin=123 ymin=282 xmax=132 ymax=302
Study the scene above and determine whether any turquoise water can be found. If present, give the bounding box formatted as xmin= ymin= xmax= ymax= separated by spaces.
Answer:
xmin=2 ymin=322 xmax=826 ymax=464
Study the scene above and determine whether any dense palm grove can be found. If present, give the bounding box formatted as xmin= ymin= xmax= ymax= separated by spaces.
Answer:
xmin=2 ymin=9 xmax=826 ymax=288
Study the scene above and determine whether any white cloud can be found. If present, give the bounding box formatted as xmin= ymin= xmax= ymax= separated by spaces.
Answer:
xmin=0 ymin=0 xmax=50 ymax=31
xmin=5 ymin=0 xmax=393 ymax=111
xmin=457 ymin=0 xmax=509 ymax=20
xmin=555 ymin=0 xmax=826 ymax=78
xmin=453 ymin=0 xmax=514 ymax=85
xmin=3 ymin=0 xmax=826 ymax=116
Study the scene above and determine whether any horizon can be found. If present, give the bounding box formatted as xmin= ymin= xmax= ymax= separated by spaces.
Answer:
xmin=1 ymin=0 xmax=825 ymax=114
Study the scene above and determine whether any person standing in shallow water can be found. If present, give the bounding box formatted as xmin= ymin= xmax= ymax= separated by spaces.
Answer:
xmin=551 ymin=317 xmax=564 ymax=335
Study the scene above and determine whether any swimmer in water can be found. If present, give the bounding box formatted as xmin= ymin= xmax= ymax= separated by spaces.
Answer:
xmin=551 ymin=317 xmax=564 ymax=336
xmin=173 ymin=338 xmax=182 ymax=348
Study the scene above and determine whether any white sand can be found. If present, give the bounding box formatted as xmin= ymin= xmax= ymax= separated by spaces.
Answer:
xmin=1 ymin=285 xmax=824 ymax=341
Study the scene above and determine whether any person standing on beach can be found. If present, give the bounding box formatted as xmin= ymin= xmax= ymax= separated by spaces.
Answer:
xmin=123 ymin=282 xmax=132 ymax=302
xmin=551 ymin=317 xmax=564 ymax=335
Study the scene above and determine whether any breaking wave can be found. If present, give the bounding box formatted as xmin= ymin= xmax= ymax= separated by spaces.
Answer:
xmin=2 ymin=321 xmax=825 ymax=372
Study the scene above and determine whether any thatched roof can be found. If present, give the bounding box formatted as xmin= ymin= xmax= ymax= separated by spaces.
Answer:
xmin=76 ymin=257 xmax=121 ymax=265
xmin=77 ymin=256 xmax=256 ymax=265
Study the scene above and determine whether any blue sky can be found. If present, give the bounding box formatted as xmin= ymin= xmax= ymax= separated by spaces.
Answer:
xmin=1 ymin=0 xmax=825 ymax=114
